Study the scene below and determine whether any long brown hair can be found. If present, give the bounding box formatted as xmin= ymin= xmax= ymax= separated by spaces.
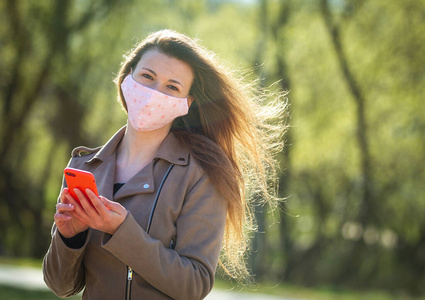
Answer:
xmin=115 ymin=29 xmax=288 ymax=280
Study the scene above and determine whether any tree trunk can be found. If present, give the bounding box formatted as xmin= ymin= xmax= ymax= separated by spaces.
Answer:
xmin=319 ymin=0 xmax=375 ymax=284
xmin=270 ymin=0 xmax=294 ymax=281
xmin=250 ymin=0 xmax=269 ymax=280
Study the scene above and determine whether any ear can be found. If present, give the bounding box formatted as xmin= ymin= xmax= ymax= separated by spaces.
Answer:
xmin=187 ymin=95 xmax=194 ymax=108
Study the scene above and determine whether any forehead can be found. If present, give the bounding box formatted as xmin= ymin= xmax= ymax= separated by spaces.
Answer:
xmin=136 ymin=49 xmax=194 ymax=84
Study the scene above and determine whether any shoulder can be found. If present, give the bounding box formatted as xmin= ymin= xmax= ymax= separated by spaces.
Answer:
xmin=186 ymin=153 xmax=206 ymax=179
xmin=177 ymin=136 xmax=231 ymax=195
xmin=71 ymin=146 xmax=102 ymax=158
xmin=67 ymin=146 xmax=103 ymax=170
xmin=177 ymin=133 xmax=232 ymax=175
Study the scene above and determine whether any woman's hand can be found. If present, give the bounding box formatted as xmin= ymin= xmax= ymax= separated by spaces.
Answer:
xmin=68 ymin=188 xmax=128 ymax=235
xmin=55 ymin=188 xmax=89 ymax=238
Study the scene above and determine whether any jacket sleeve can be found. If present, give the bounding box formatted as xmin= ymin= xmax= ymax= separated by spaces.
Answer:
xmin=42 ymin=225 xmax=89 ymax=297
xmin=42 ymin=162 xmax=88 ymax=297
xmin=102 ymin=173 xmax=227 ymax=300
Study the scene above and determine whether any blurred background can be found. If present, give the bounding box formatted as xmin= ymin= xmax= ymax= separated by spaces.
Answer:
xmin=1 ymin=0 xmax=424 ymax=299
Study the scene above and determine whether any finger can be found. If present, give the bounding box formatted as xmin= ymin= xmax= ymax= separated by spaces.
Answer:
xmin=70 ymin=211 xmax=90 ymax=226
xmin=59 ymin=188 xmax=70 ymax=204
xmin=99 ymin=196 xmax=116 ymax=212
xmin=62 ymin=188 xmax=81 ymax=206
xmin=54 ymin=212 xmax=72 ymax=222
xmin=56 ymin=203 xmax=75 ymax=214
xmin=74 ymin=188 xmax=96 ymax=214
xmin=63 ymin=191 xmax=82 ymax=209
xmin=99 ymin=196 xmax=112 ymax=211
xmin=100 ymin=196 xmax=127 ymax=216
xmin=68 ymin=189 xmax=92 ymax=220
xmin=85 ymin=189 xmax=105 ymax=214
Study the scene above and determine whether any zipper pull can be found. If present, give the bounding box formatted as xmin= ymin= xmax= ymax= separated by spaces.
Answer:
xmin=127 ymin=267 xmax=133 ymax=281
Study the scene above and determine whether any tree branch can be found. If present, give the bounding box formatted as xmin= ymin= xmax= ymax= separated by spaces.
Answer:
xmin=320 ymin=0 xmax=373 ymax=225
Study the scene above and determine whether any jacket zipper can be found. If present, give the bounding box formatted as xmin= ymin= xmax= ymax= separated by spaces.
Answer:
xmin=124 ymin=164 xmax=174 ymax=300
xmin=125 ymin=266 xmax=133 ymax=300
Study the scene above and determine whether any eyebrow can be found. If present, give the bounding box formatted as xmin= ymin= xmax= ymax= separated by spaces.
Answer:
xmin=142 ymin=68 xmax=184 ymax=87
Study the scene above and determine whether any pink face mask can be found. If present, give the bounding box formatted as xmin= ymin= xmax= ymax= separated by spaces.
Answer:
xmin=121 ymin=74 xmax=189 ymax=132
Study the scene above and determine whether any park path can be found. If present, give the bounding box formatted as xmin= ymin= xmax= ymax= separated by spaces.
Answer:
xmin=0 ymin=264 xmax=298 ymax=300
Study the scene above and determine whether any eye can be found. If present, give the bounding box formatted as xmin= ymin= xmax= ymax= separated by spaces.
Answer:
xmin=142 ymin=73 xmax=154 ymax=80
xmin=167 ymin=85 xmax=179 ymax=92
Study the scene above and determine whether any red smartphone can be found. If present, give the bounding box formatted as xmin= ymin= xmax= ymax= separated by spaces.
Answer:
xmin=64 ymin=167 xmax=99 ymax=204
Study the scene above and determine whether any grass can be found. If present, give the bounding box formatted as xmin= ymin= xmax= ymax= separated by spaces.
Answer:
xmin=214 ymin=277 xmax=425 ymax=300
xmin=0 ymin=256 xmax=43 ymax=269
xmin=0 ymin=285 xmax=80 ymax=300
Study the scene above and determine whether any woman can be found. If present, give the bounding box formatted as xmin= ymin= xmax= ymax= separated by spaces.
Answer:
xmin=43 ymin=29 xmax=287 ymax=300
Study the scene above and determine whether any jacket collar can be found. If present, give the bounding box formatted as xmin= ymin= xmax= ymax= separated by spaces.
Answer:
xmin=85 ymin=126 xmax=189 ymax=166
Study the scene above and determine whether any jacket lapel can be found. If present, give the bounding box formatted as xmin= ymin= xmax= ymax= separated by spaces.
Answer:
xmin=92 ymin=153 xmax=116 ymax=202
xmin=113 ymin=161 xmax=155 ymax=201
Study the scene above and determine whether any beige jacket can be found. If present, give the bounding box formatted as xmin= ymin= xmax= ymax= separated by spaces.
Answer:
xmin=43 ymin=127 xmax=227 ymax=300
